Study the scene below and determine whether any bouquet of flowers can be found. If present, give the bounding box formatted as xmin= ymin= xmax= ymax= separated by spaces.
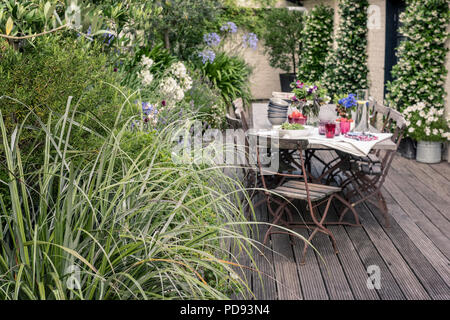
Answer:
xmin=402 ymin=102 xmax=450 ymax=142
xmin=290 ymin=80 xmax=331 ymax=117
xmin=335 ymin=93 xmax=357 ymax=119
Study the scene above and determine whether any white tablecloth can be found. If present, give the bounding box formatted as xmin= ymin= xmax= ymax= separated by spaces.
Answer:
xmin=250 ymin=128 xmax=393 ymax=157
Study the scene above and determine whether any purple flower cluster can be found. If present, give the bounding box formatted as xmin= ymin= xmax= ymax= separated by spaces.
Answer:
xmin=242 ymin=33 xmax=258 ymax=49
xmin=198 ymin=49 xmax=216 ymax=64
xmin=220 ymin=22 xmax=238 ymax=33
xmin=308 ymin=85 xmax=318 ymax=94
xmin=203 ymin=32 xmax=221 ymax=47
xmin=338 ymin=94 xmax=357 ymax=109
xmin=142 ymin=102 xmax=158 ymax=117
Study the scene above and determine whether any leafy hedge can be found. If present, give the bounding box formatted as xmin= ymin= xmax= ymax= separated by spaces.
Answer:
xmin=322 ymin=0 xmax=369 ymax=96
xmin=298 ymin=4 xmax=334 ymax=82
xmin=386 ymin=0 xmax=450 ymax=112
xmin=0 ymin=36 xmax=128 ymax=160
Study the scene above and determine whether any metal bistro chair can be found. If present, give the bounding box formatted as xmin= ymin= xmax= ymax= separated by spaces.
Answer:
xmin=337 ymin=100 xmax=407 ymax=227
xmin=255 ymin=138 xmax=360 ymax=264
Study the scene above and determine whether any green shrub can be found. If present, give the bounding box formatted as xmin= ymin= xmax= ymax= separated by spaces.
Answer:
xmin=0 ymin=97 xmax=256 ymax=299
xmin=322 ymin=0 xmax=369 ymax=96
xmin=386 ymin=0 xmax=449 ymax=112
xmin=261 ymin=8 xmax=305 ymax=74
xmin=298 ymin=5 xmax=334 ymax=82
xmin=198 ymin=52 xmax=252 ymax=105
xmin=185 ymin=69 xmax=227 ymax=129
xmin=0 ymin=36 xmax=130 ymax=159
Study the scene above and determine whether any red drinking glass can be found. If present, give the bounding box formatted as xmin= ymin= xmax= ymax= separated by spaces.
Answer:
xmin=325 ymin=122 xmax=336 ymax=138
xmin=340 ymin=120 xmax=350 ymax=134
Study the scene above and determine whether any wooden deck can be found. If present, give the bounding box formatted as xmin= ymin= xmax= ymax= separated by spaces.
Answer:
xmin=235 ymin=151 xmax=450 ymax=300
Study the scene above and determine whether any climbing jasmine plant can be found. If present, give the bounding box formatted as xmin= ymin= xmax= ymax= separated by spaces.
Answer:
xmin=322 ymin=0 xmax=369 ymax=96
xmin=385 ymin=0 xmax=450 ymax=112
xmin=298 ymin=4 xmax=334 ymax=83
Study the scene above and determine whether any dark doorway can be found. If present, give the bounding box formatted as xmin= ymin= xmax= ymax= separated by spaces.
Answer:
xmin=384 ymin=0 xmax=407 ymax=97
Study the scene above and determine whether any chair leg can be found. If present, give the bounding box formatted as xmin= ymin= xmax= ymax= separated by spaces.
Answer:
xmin=301 ymin=227 xmax=319 ymax=265
xmin=263 ymin=203 xmax=286 ymax=245
xmin=335 ymin=193 xmax=361 ymax=226
xmin=377 ymin=191 xmax=390 ymax=228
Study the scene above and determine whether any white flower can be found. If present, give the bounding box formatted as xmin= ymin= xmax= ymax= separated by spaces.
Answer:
xmin=408 ymin=127 xmax=415 ymax=133
xmin=139 ymin=69 xmax=154 ymax=86
xmin=141 ymin=56 xmax=154 ymax=68
xmin=170 ymin=62 xmax=187 ymax=79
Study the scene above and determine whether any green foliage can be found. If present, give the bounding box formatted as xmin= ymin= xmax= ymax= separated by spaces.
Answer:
xmin=118 ymin=42 xmax=178 ymax=91
xmin=298 ymin=5 xmax=334 ymax=82
xmin=386 ymin=0 xmax=450 ymax=112
xmin=322 ymin=0 xmax=369 ymax=96
xmin=198 ymin=52 xmax=252 ymax=105
xmin=261 ymin=8 xmax=305 ymax=74
xmin=218 ymin=7 xmax=266 ymax=37
xmin=185 ymin=70 xmax=228 ymax=129
xmin=0 ymin=0 xmax=107 ymax=48
xmin=138 ymin=0 xmax=222 ymax=60
xmin=0 ymin=99 xmax=255 ymax=299
xmin=0 ymin=36 xmax=128 ymax=164
xmin=402 ymin=102 xmax=450 ymax=142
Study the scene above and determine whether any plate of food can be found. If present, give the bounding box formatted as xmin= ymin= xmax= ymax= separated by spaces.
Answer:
xmin=278 ymin=123 xmax=314 ymax=138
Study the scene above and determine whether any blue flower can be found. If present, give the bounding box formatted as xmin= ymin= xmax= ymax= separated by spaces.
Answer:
xmin=339 ymin=94 xmax=357 ymax=109
xmin=142 ymin=102 xmax=154 ymax=115
xmin=203 ymin=32 xmax=221 ymax=47
xmin=198 ymin=49 xmax=216 ymax=64
xmin=220 ymin=22 xmax=238 ymax=33
xmin=242 ymin=33 xmax=258 ymax=49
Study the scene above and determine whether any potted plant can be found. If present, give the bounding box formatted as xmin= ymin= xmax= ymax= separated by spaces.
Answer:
xmin=290 ymin=80 xmax=331 ymax=124
xmin=402 ymin=102 xmax=450 ymax=164
xmin=262 ymin=8 xmax=305 ymax=92
xmin=335 ymin=93 xmax=357 ymax=133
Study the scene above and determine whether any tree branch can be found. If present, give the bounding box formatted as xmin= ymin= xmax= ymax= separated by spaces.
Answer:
xmin=0 ymin=24 xmax=69 ymax=40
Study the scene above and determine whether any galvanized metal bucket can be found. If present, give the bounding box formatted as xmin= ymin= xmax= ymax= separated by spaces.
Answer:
xmin=416 ymin=141 xmax=442 ymax=164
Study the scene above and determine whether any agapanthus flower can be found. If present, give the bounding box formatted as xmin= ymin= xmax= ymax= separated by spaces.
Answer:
xmin=142 ymin=102 xmax=154 ymax=115
xmin=220 ymin=22 xmax=238 ymax=33
xmin=204 ymin=32 xmax=221 ymax=47
xmin=198 ymin=49 xmax=216 ymax=64
xmin=242 ymin=32 xmax=258 ymax=49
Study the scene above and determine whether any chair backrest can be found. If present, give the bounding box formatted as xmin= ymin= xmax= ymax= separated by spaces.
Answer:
xmin=232 ymin=98 xmax=250 ymax=131
xmin=369 ymin=99 xmax=407 ymax=188
xmin=226 ymin=113 xmax=242 ymax=130
xmin=254 ymin=137 xmax=315 ymax=210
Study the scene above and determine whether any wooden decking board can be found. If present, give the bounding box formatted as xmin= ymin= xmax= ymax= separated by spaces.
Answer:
xmin=390 ymin=159 xmax=450 ymax=220
xmin=365 ymin=193 xmax=450 ymax=300
xmin=355 ymin=201 xmax=431 ymax=300
xmin=340 ymin=223 xmax=406 ymax=300
xmin=316 ymin=151 xmax=409 ymax=300
xmin=314 ymin=151 xmax=430 ymax=299
xmin=394 ymin=157 xmax=450 ymax=199
xmin=271 ymin=233 xmax=303 ymax=300
xmin=386 ymin=167 xmax=450 ymax=242
xmin=307 ymin=225 xmax=354 ymax=300
xmin=251 ymin=198 xmax=278 ymax=300
xmin=291 ymin=230 xmax=329 ymax=300
xmin=429 ymin=162 xmax=450 ymax=181
xmin=327 ymin=225 xmax=380 ymax=300
xmin=383 ymin=177 xmax=450 ymax=260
